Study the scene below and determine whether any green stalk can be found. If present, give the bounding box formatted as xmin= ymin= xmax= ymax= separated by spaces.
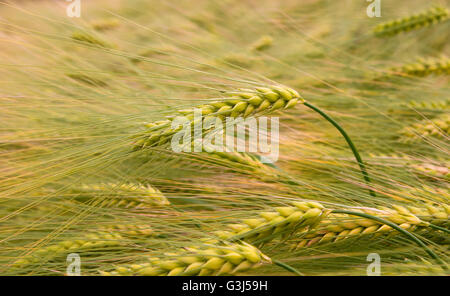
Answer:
xmin=332 ymin=209 xmax=448 ymax=270
xmin=273 ymin=260 xmax=304 ymax=276
xmin=429 ymin=223 xmax=450 ymax=234
xmin=304 ymin=102 xmax=376 ymax=197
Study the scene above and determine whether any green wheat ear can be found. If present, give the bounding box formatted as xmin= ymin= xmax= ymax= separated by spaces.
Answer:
xmin=196 ymin=148 xmax=280 ymax=181
xmin=71 ymin=30 xmax=114 ymax=48
xmin=91 ymin=18 xmax=120 ymax=32
xmin=373 ymin=6 xmax=449 ymax=37
xmin=133 ymin=84 xmax=375 ymax=196
xmin=99 ymin=241 xmax=272 ymax=276
xmin=97 ymin=224 xmax=155 ymax=238
xmin=66 ymin=73 xmax=108 ymax=87
xmin=382 ymin=259 xmax=448 ymax=276
xmin=390 ymin=56 xmax=450 ymax=78
xmin=401 ymin=114 xmax=449 ymax=142
xmin=250 ymin=35 xmax=273 ymax=51
xmin=292 ymin=204 xmax=436 ymax=249
xmin=133 ymin=85 xmax=302 ymax=150
xmin=407 ymin=99 xmax=449 ymax=110
xmin=71 ymin=182 xmax=170 ymax=208
xmin=12 ymin=232 xmax=124 ymax=269
xmin=411 ymin=163 xmax=450 ymax=181
xmin=214 ymin=201 xmax=327 ymax=245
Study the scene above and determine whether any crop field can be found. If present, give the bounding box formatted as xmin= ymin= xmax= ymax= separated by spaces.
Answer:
xmin=0 ymin=0 xmax=449 ymax=276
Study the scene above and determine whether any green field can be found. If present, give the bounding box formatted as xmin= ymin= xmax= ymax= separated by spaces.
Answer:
xmin=0 ymin=0 xmax=448 ymax=276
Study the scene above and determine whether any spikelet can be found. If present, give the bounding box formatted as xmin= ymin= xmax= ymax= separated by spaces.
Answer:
xmin=382 ymin=259 xmax=447 ymax=276
xmin=97 ymin=224 xmax=155 ymax=238
xmin=99 ymin=241 xmax=271 ymax=276
xmin=13 ymin=232 xmax=124 ymax=268
xmin=367 ymin=153 xmax=449 ymax=183
xmin=191 ymin=136 xmax=278 ymax=179
xmin=409 ymin=185 xmax=450 ymax=203
xmin=368 ymin=152 xmax=414 ymax=163
xmin=71 ymin=30 xmax=113 ymax=48
xmin=91 ymin=18 xmax=120 ymax=31
xmin=250 ymin=35 xmax=273 ymax=51
xmin=391 ymin=184 xmax=450 ymax=204
xmin=390 ymin=184 xmax=449 ymax=204
xmin=133 ymin=85 xmax=303 ymax=150
xmin=73 ymin=182 xmax=170 ymax=208
xmin=213 ymin=201 xmax=327 ymax=244
xmin=406 ymin=203 xmax=450 ymax=226
xmin=407 ymin=99 xmax=449 ymax=110
xmin=219 ymin=53 xmax=261 ymax=68
xmin=367 ymin=153 xmax=448 ymax=167
xmin=373 ymin=6 xmax=449 ymax=37
xmin=401 ymin=114 xmax=449 ymax=142
xmin=131 ymin=45 xmax=179 ymax=63
xmin=66 ymin=73 xmax=108 ymax=87
xmin=188 ymin=13 xmax=216 ymax=33
xmin=388 ymin=56 xmax=450 ymax=78
xmin=411 ymin=163 xmax=449 ymax=180
xmin=292 ymin=205 xmax=428 ymax=249
xmin=204 ymin=150 xmax=279 ymax=180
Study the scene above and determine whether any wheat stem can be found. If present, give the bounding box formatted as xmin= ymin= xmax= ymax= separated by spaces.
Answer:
xmin=304 ymin=102 xmax=375 ymax=197
xmin=428 ymin=223 xmax=450 ymax=234
xmin=273 ymin=260 xmax=304 ymax=276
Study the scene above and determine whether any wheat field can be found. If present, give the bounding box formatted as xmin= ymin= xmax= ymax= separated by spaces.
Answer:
xmin=0 ymin=0 xmax=448 ymax=276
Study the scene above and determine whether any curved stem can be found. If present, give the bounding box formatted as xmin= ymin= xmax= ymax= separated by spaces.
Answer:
xmin=304 ymin=102 xmax=376 ymax=197
xmin=273 ymin=260 xmax=304 ymax=276
xmin=332 ymin=209 xmax=447 ymax=270
xmin=429 ymin=223 xmax=450 ymax=234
